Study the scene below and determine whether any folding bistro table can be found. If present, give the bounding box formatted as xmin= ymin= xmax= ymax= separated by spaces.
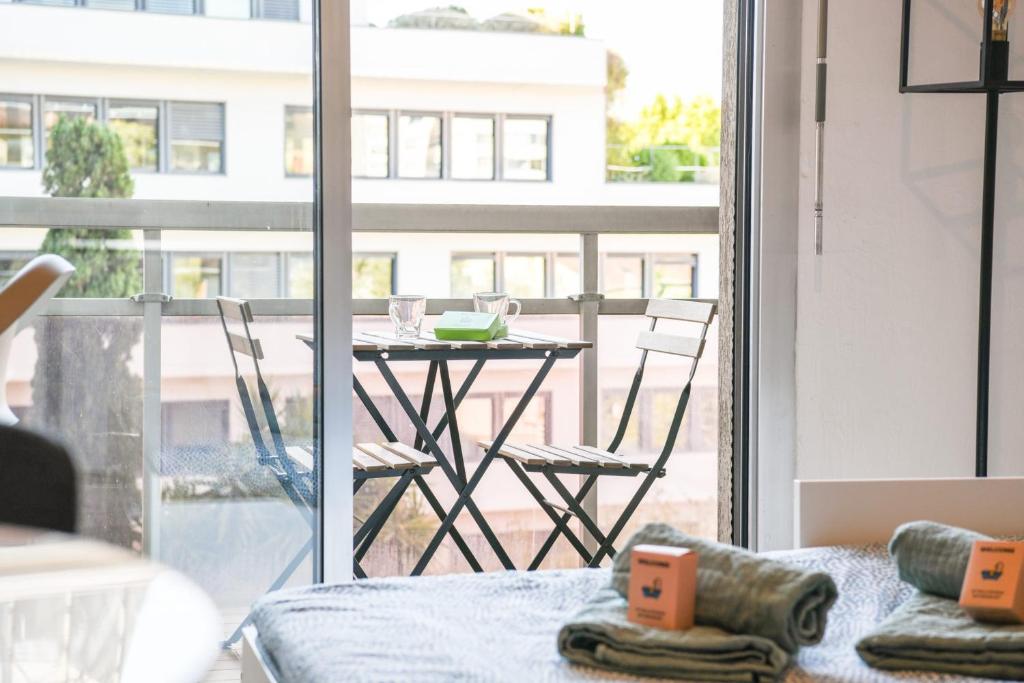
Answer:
xmin=299 ymin=328 xmax=591 ymax=574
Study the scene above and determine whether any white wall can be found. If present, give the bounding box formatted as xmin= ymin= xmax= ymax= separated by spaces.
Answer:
xmin=793 ymin=2 xmax=1022 ymax=488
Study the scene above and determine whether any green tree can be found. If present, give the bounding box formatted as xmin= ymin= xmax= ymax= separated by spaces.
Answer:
xmin=31 ymin=115 xmax=143 ymax=549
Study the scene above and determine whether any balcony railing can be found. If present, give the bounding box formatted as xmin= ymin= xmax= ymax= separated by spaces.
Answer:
xmin=0 ymin=196 xmax=719 ymax=562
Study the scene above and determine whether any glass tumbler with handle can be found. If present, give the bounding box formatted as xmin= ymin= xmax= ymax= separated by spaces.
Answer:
xmin=472 ymin=292 xmax=521 ymax=326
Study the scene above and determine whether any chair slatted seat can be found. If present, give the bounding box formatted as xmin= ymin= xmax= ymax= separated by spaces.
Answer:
xmin=480 ymin=298 xmax=717 ymax=571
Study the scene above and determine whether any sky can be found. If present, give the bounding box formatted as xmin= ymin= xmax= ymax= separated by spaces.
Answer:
xmin=359 ymin=1 xmax=724 ymax=119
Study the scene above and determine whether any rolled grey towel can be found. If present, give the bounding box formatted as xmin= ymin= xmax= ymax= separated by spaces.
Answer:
xmin=611 ymin=523 xmax=837 ymax=653
xmin=888 ymin=520 xmax=989 ymax=599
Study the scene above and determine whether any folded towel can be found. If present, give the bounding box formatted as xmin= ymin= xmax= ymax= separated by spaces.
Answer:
xmin=558 ymin=586 xmax=790 ymax=682
xmin=856 ymin=591 xmax=1024 ymax=680
xmin=888 ymin=520 xmax=989 ymax=599
xmin=611 ymin=523 xmax=837 ymax=653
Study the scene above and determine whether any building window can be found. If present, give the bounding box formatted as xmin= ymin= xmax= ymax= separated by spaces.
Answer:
xmin=503 ymin=254 xmax=545 ymax=298
xmin=353 ymin=253 xmax=395 ymax=298
xmin=552 ymin=254 xmax=579 ymax=298
xmin=398 ymin=113 xmax=442 ymax=179
xmin=108 ymin=100 xmax=159 ymax=172
xmin=253 ymin=0 xmax=298 ymax=20
xmin=287 ymin=252 xmax=313 ymax=298
xmin=503 ymin=116 xmax=549 ymax=181
xmin=169 ymin=101 xmax=224 ymax=173
xmin=603 ymin=254 xmax=644 ymax=299
xmin=0 ymin=96 xmax=35 ymax=169
xmin=450 ymin=253 xmax=495 ymax=298
xmin=451 ymin=115 xmax=495 ymax=180
xmin=144 ymin=0 xmax=198 ymax=15
xmin=230 ymin=253 xmax=281 ymax=299
xmin=43 ymin=97 xmax=98 ymax=141
xmin=351 ymin=111 xmax=389 ymax=179
xmin=170 ymin=254 xmax=223 ymax=298
xmin=651 ymin=256 xmax=695 ymax=299
xmin=162 ymin=400 xmax=230 ymax=452
xmin=0 ymin=253 xmax=33 ymax=284
xmin=285 ymin=106 xmax=313 ymax=176
xmin=203 ymin=0 xmax=251 ymax=17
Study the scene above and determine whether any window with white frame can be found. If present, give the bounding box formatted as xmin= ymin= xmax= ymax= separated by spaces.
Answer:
xmin=502 ymin=116 xmax=550 ymax=180
xmin=398 ymin=113 xmax=443 ymax=179
xmin=451 ymin=114 xmax=495 ymax=180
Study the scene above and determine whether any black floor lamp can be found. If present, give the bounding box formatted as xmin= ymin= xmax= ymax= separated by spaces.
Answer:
xmin=900 ymin=0 xmax=1023 ymax=477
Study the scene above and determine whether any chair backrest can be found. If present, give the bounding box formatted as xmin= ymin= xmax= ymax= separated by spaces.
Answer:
xmin=215 ymin=297 xmax=284 ymax=466
xmin=605 ymin=298 xmax=717 ymax=460
xmin=0 ymin=425 xmax=77 ymax=533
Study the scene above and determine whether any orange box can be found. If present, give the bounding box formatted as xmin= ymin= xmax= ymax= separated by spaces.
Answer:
xmin=959 ymin=540 xmax=1024 ymax=624
xmin=627 ymin=544 xmax=698 ymax=630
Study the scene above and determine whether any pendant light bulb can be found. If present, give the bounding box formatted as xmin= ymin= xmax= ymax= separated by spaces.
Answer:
xmin=978 ymin=0 xmax=1016 ymax=41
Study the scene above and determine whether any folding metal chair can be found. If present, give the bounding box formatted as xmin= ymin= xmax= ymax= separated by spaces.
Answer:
xmin=216 ymin=297 xmax=454 ymax=644
xmin=479 ymin=299 xmax=716 ymax=569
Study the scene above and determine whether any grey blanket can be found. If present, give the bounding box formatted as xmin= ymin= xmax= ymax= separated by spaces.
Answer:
xmin=558 ymin=587 xmax=790 ymax=682
xmin=611 ymin=524 xmax=837 ymax=653
xmin=856 ymin=592 xmax=1024 ymax=680
xmin=888 ymin=521 xmax=989 ymax=599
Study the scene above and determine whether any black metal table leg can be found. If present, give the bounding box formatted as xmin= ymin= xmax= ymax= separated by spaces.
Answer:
xmin=374 ymin=357 xmax=514 ymax=572
xmin=411 ymin=352 xmax=560 ymax=575
xmin=438 ymin=361 xmax=467 ymax=485
xmin=414 ymin=361 xmax=438 ymax=451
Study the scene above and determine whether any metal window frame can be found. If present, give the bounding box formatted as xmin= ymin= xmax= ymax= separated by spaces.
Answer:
xmin=501 ymin=114 xmax=553 ymax=183
xmin=351 ymin=109 xmax=390 ymax=179
xmin=395 ymin=110 xmax=445 ymax=180
xmin=0 ymin=93 xmax=38 ymax=171
xmin=166 ymin=99 xmax=227 ymax=175
xmin=449 ymin=112 xmax=497 ymax=181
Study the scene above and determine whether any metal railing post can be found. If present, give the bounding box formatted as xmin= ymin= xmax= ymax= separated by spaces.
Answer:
xmin=137 ymin=228 xmax=167 ymax=559
xmin=578 ymin=232 xmax=600 ymax=558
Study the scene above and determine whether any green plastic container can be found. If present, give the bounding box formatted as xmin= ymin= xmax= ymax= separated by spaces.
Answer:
xmin=433 ymin=311 xmax=503 ymax=341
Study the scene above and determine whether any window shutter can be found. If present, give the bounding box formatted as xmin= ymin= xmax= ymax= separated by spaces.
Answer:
xmin=145 ymin=0 xmax=196 ymax=14
xmin=259 ymin=0 xmax=298 ymax=20
xmin=170 ymin=102 xmax=224 ymax=142
xmin=86 ymin=0 xmax=137 ymax=9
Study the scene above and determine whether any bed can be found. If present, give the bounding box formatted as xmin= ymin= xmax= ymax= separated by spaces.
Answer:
xmin=242 ymin=477 xmax=1024 ymax=683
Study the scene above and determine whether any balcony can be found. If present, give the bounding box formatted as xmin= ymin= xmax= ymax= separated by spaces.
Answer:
xmin=0 ymin=196 xmax=720 ymax=656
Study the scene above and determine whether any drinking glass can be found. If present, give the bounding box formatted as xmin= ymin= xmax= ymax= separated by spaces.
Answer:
xmin=389 ymin=295 xmax=426 ymax=338
xmin=473 ymin=292 xmax=521 ymax=326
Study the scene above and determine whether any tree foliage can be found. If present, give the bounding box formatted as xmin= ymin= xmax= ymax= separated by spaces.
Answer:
xmin=31 ymin=115 xmax=143 ymax=549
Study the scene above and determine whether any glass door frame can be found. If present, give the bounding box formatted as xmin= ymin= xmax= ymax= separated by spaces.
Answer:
xmin=314 ymin=0 xmax=354 ymax=583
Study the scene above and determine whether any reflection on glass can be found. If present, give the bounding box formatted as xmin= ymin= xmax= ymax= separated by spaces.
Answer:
xmin=553 ymin=254 xmax=579 ymax=298
xmin=108 ymin=101 xmax=159 ymax=171
xmin=450 ymin=254 xmax=495 ymax=297
xmin=285 ymin=106 xmax=313 ymax=176
xmin=451 ymin=115 xmax=494 ymax=180
xmin=398 ymin=114 xmax=442 ymax=178
xmin=353 ymin=254 xmax=394 ymax=298
xmin=652 ymin=258 xmax=695 ymax=298
xmin=0 ymin=97 xmax=34 ymax=168
xmin=352 ymin=112 xmax=389 ymax=178
xmin=504 ymin=254 xmax=545 ymax=298
xmin=230 ymin=253 xmax=280 ymax=298
xmin=603 ymin=254 xmax=643 ymax=298
xmin=171 ymin=255 xmax=222 ymax=298
xmin=503 ymin=117 xmax=549 ymax=180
